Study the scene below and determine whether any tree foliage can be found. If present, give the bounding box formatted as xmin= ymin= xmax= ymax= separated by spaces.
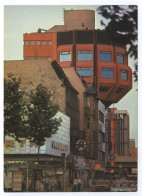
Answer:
xmin=4 ymin=76 xmax=62 ymax=149
xmin=4 ymin=74 xmax=26 ymax=141
xmin=26 ymin=84 xmax=62 ymax=147
xmin=97 ymin=5 xmax=138 ymax=81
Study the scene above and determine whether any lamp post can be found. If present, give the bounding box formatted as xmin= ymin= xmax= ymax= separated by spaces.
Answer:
xmin=61 ymin=153 xmax=66 ymax=192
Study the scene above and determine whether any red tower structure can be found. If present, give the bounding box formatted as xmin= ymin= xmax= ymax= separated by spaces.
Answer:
xmin=23 ymin=10 xmax=132 ymax=107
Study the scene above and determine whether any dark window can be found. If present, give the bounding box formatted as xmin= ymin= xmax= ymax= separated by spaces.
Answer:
xmin=117 ymin=53 xmax=124 ymax=64
xmin=99 ymin=110 xmax=104 ymax=123
xmin=77 ymin=31 xmax=93 ymax=44
xmin=121 ymin=70 xmax=128 ymax=80
xmin=97 ymin=30 xmax=112 ymax=45
xmin=58 ymin=31 xmax=73 ymax=45
xmin=101 ymin=68 xmax=114 ymax=78
xmin=99 ymin=86 xmax=110 ymax=92
xmin=99 ymin=51 xmax=112 ymax=62
xmin=59 ymin=51 xmax=71 ymax=62
xmin=115 ymin=88 xmax=124 ymax=93
xmin=77 ymin=67 xmax=92 ymax=77
xmin=87 ymin=118 xmax=90 ymax=129
xmin=78 ymin=51 xmax=93 ymax=61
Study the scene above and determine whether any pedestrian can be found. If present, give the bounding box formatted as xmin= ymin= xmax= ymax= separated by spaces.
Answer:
xmin=40 ymin=180 xmax=45 ymax=192
xmin=54 ymin=179 xmax=58 ymax=191
xmin=45 ymin=175 xmax=49 ymax=192
xmin=73 ymin=178 xmax=78 ymax=192
xmin=57 ymin=179 xmax=61 ymax=191
xmin=35 ymin=178 xmax=41 ymax=192
xmin=21 ymin=178 xmax=27 ymax=192
xmin=78 ymin=178 xmax=82 ymax=192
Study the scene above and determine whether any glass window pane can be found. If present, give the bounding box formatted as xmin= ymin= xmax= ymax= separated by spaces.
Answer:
xmin=59 ymin=52 xmax=71 ymax=62
xmin=47 ymin=57 xmax=52 ymax=61
xmin=77 ymin=68 xmax=92 ymax=77
xmin=30 ymin=41 xmax=35 ymax=45
xmin=48 ymin=40 xmax=52 ymax=45
xmin=117 ymin=53 xmax=124 ymax=64
xmin=78 ymin=51 xmax=93 ymax=61
xmin=42 ymin=41 xmax=46 ymax=45
xmin=99 ymin=51 xmax=112 ymax=62
xmin=36 ymin=41 xmax=40 ymax=45
xmin=121 ymin=70 xmax=128 ymax=80
xmin=101 ymin=68 xmax=114 ymax=78
xmin=25 ymin=41 xmax=29 ymax=45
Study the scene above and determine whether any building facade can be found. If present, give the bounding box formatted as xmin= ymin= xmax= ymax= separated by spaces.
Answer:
xmin=23 ymin=9 xmax=132 ymax=107
xmin=4 ymin=111 xmax=71 ymax=191
xmin=105 ymin=108 xmax=130 ymax=169
xmin=4 ymin=59 xmax=80 ymax=154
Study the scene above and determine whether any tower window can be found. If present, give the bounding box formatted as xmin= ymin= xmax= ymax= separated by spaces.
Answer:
xmin=59 ymin=51 xmax=71 ymax=62
xmin=99 ymin=86 xmax=110 ymax=92
xmin=78 ymin=51 xmax=93 ymax=61
xmin=47 ymin=40 xmax=52 ymax=45
xmin=99 ymin=51 xmax=112 ymax=62
xmin=117 ymin=53 xmax=124 ymax=64
xmin=24 ymin=41 xmax=29 ymax=45
xmin=77 ymin=67 xmax=92 ymax=77
xmin=42 ymin=40 xmax=46 ymax=45
xmin=47 ymin=56 xmax=52 ymax=61
xmin=36 ymin=41 xmax=40 ymax=45
xmin=30 ymin=41 xmax=35 ymax=45
xmin=101 ymin=68 xmax=114 ymax=78
xmin=121 ymin=70 xmax=128 ymax=80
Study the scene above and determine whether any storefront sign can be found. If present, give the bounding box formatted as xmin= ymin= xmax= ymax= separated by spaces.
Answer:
xmin=4 ymin=112 xmax=70 ymax=157
xmin=107 ymin=113 xmax=116 ymax=120
xmin=52 ymin=141 xmax=68 ymax=151
xmin=12 ymin=171 xmax=22 ymax=191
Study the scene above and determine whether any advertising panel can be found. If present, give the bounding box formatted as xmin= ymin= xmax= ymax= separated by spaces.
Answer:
xmin=4 ymin=112 xmax=70 ymax=157
xmin=12 ymin=171 xmax=22 ymax=191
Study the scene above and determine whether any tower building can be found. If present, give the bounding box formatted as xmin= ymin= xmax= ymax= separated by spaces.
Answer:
xmin=23 ymin=9 xmax=132 ymax=107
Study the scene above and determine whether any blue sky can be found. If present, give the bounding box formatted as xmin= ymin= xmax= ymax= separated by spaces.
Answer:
xmin=3 ymin=4 xmax=138 ymax=147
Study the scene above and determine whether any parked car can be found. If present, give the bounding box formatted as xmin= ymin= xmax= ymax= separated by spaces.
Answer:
xmin=111 ymin=180 xmax=137 ymax=192
xmin=90 ymin=180 xmax=111 ymax=192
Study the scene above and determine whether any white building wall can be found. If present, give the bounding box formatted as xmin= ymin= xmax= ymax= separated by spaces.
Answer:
xmin=4 ymin=111 xmax=70 ymax=156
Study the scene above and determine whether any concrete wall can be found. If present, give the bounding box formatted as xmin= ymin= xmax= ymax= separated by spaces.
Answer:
xmin=4 ymin=59 xmax=66 ymax=113
xmin=64 ymin=10 xmax=95 ymax=30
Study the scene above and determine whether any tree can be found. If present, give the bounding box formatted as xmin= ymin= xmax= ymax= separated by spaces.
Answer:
xmin=97 ymin=5 xmax=138 ymax=81
xmin=26 ymin=84 xmax=62 ymax=155
xmin=4 ymin=74 xmax=26 ymax=141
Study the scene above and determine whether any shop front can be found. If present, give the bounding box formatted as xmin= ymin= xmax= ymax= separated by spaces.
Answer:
xmin=4 ymin=112 xmax=70 ymax=192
